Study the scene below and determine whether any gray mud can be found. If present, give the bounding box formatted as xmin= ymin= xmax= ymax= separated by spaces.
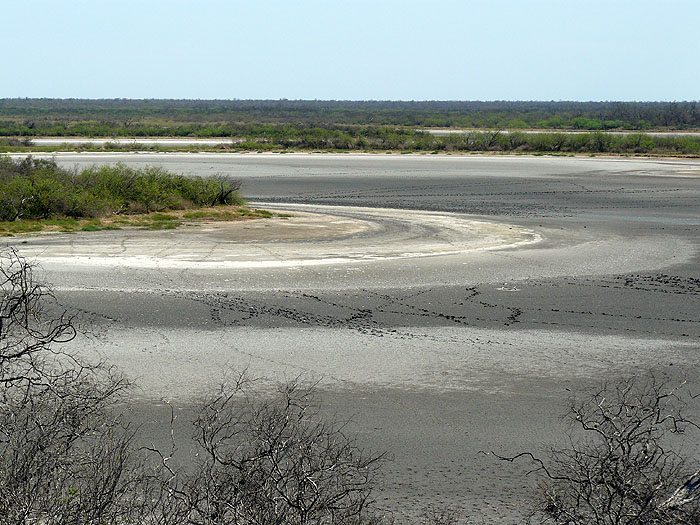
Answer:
xmin=5 ymin=154 xmax=700 ymax=523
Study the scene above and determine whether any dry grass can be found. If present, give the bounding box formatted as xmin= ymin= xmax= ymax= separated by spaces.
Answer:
xmin=0 ymin=205 xmax=283 ymax=236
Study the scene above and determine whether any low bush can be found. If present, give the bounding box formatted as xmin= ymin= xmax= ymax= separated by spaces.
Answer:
xmin=0 ymin=156 xmax=242 ymax=221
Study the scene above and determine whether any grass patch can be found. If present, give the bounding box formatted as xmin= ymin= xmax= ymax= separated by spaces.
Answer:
xmin=0 ymin=205 xmax=288 ymax=236
xmin=148 ymin=213 xmax=179 ymax=221
xmin=147 ymin=221 xmax=180 ymax=230
xmin=182 ymin=210 xmax=211 ymax=219
xmin=80 ymin=224 xmax=103 ymax=232
xmin=0 ymin=221 xmax=44 ymax=235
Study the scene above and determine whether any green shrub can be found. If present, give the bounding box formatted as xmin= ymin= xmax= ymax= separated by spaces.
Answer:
xmin=676 ymin=136 xmax=700 ymax=154
xmin=0 ymin=157 xmax=243 ymax=221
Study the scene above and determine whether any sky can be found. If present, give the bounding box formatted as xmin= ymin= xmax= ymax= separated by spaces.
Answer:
xmin=2 ymin=0 xmax=699 ymax=101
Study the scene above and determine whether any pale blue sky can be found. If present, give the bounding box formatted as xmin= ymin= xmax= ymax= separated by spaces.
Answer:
xmin=2 ymin=0 xmax=698 ymax=101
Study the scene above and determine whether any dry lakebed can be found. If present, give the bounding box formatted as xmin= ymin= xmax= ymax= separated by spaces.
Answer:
xmin=5 ymin=152 xmax=700 ymax=522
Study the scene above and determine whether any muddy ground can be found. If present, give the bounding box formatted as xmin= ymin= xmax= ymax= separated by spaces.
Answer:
xmin=5 ymin=153 xmax=700 ymax=522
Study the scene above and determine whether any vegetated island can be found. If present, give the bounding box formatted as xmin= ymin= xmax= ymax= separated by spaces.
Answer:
xmin=1 ymin=99 xmax=700 ymax=156
xmin=0 ymin=156 xmax=280 ymax=237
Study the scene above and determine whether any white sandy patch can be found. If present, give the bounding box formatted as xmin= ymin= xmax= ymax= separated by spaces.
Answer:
xmin=13 ymin=205 xmax=540 ymax=269
xmin=73 ymin=326 xmax=700 ymax=401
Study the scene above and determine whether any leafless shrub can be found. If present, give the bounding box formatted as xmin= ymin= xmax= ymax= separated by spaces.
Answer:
xmin=0 ymin=247 xmax=77 ymax=383
xmin=210 ymin=174 xmax=242 ymax=206
xmin=494 ymin=374 xmax=700 ymax=524
xmin=0 ymin=248 xmax=151 ymax=524
xmin=1 ymin=249 xmax=386 ymax=524
xmin=151 ymin=372 xmax=386 ymax=525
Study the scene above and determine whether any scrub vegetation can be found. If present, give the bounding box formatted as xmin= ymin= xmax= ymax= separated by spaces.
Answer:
xmin=0 ymin=156 xmax=259 ymax=234
xmin=2 ymin=99 xmax=700 ymax=156
xmin=2 ymin=130 xmax=700 ymax=157
xmin=2 ymin=99 xmax=700 ymax=131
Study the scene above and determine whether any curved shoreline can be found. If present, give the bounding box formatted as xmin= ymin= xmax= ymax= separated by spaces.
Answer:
xmin=11 ymin=204 xmax=540 ymax=269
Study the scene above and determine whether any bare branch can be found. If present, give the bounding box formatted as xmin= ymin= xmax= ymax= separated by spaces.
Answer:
xmin=494 ymin=373 xmax=700 ymax=524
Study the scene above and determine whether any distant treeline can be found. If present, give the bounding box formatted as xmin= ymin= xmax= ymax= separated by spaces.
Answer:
xmin=1 ymin=99 xmax=700 ymax=132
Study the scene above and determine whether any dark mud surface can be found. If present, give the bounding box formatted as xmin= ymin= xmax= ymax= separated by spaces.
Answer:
xmin=6 ymin=153 xmax=700 ymax=522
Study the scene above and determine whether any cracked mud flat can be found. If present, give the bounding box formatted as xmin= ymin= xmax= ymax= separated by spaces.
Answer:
xmin=5 ymin=154 xmax=700 ymax=523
